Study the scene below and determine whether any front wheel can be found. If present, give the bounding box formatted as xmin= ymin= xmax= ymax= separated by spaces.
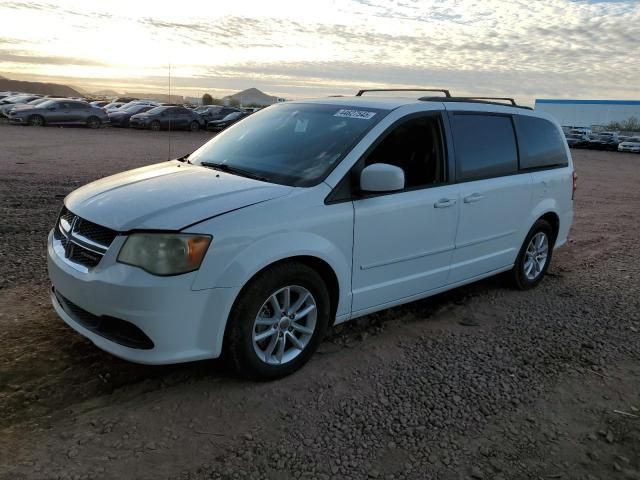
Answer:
xmin=225 ymin=263 xmax=331 ymax=380
xmin=87 ymin=116 xmax=101 ymax=129
xmin=189 ymin=120 xmax=200 ymax=131
xmin=29 ymin=115 xmax=44 ymax=127
xmin=510 ymin=219 xmax=554 ymax=290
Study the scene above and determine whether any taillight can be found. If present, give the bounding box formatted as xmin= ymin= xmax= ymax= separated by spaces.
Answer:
xmin=572 ymin=171 xmax=577 ymax=200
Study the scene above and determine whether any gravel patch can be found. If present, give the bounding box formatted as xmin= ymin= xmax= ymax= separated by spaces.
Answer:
xmin=0 ymin=124 xmax=639 ymax=480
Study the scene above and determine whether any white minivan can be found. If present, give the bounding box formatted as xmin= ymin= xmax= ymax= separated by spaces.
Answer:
xmin=48 ymin=90 xmax=575 ymax=379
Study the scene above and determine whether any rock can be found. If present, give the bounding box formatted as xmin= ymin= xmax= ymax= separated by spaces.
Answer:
xmin=470 ymin=466 xmax=484 ymax=479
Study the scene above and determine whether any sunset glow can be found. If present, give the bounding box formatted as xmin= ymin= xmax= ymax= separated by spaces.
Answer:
xmin=1 ymin=0 xmax=638 ymax=102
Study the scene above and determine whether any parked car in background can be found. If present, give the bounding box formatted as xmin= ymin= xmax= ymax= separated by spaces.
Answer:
xmin=129 ymin=105 xmax=205 ymax=131
xmin=564 ymin=133 xmax=590 ymax=148
xmin=194 ymin=105 xmax=243 ymax=122
xmin=587 ymin=132 xmax=620 ymax=150
xmin=47 ymin=94 xmax=574 ymax=379
xmin=569 ymin=127 xmax=592 ymax=136
xmin=206 ymin=111 xmax=249 ymax=132
xmin=618 ymin=136 xmax=640 ymax=153
xmin=90 ymin=100 xmax=110 ymax=108
xmin=0 ymin=91 xmax=22 ymax=101
xmin=2 ymin=96 xmax=51 ymax=116
xmin=117 ymin=100 xmax=159 ymax=111
xmin=0 ymin=93 xmax=35 ymax=105
xmin=8 ymin=99 xmax=109 ymax=128
xmin=102 ymin=102 xmax=126 ymax=113
xmin=108 ymin=104 xmax=155 ymax=127
xmin=0 ymin=94 xmax=43 ymax=116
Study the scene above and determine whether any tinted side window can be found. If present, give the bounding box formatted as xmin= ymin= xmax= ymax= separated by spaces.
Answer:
xmin=515 ymin=115 xmax=568 ymax=169
xmin=450 ymin=114 xmax=518 ymax=181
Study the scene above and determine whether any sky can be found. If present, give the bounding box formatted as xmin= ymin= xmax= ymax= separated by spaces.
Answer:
xmin=0 ymin=0 xmax=638 ymax=104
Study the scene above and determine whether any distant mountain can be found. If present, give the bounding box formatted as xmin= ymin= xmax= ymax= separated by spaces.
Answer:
xmin=123 ymin=92 xmax=184 ymax=103
xmin=223 ymin=88 xmax=280 ymax=107
xmin=0 ymin=77 xmax=82 ymax=97
xmin=92 ymin=89 xmax=120 ymax=97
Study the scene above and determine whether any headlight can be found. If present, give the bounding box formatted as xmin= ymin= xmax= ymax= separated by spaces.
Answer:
xmin=117 ymin=233 xmax=211 ymax=276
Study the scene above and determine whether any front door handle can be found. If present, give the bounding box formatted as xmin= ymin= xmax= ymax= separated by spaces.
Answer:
xmin=434 ymin=198 xmax=457 ymax=208
xmin=463 ymin=192 xmax=484 ymax=203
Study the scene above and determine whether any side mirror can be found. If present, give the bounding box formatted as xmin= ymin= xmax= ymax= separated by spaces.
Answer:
xmin=360 ymin=163 xmax=405 ymax=193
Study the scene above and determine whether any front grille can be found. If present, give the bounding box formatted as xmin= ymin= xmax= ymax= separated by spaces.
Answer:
xmin=54 ymin=288 xmax=154 ymax=350
xmin=53 ymin=207 xmax=118 ymax=269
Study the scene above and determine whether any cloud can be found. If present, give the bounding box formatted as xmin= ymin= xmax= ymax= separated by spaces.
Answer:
xmin=0 ymin=50 xmax=107 ymax=67
xmin=0 ymin=0 xmax=638 ymax=101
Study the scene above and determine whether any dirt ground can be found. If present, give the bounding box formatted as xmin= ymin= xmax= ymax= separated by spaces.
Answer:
xmin=0 ymin=123 xmax=639 ymax=480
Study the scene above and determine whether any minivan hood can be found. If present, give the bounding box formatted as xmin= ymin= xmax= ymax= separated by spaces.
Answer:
xmin=65 ymin=161 xmax=294 ymax=231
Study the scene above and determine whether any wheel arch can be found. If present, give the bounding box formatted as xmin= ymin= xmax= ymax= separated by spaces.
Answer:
xmin=219 ymin=254 xmax=341 ymax=356
xmin=28 ymin=113 xmax=45 ymax=126
xmin=538 ymin=211 xmax=560 ymax=244
xmin=528 ymin=198 xmax=561 ymax=245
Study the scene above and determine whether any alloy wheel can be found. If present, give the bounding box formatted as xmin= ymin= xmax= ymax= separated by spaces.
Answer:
xmin=523 ymin=232 xmax=549 ymax=280
xmin=252 ymin=285 xmax=317 ymax=365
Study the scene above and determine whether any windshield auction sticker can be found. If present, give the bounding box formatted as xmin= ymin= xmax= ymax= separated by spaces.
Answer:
xmin=334 ymin=109 xmax=377 ymax=120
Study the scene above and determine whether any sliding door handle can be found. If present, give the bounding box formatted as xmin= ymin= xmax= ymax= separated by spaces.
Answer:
xmin=463 ymin=193 xmax=484 ymax=203
xmin=434 ymin=198 xmax=457 ymax=208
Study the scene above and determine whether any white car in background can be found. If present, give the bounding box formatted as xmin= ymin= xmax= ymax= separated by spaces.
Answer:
xmin=48 ymin=91 xmax=574 ymax=380
xmin=617 ymin=136 xmax=640 ymax=153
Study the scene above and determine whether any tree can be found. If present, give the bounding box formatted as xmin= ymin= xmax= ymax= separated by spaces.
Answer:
xmin=228 ymin=98 xmax=241 ymax=107
xmin=202 ymin=93 xmax=213 ymax=105
xmin=605 ymin=116 xmax=640 ymax=132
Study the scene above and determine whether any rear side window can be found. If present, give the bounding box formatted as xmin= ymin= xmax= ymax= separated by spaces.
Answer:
xmin=450 ymin=114 xmax=518 ymax=181
xmin=515 ymin=116 xmax=568 ymax=169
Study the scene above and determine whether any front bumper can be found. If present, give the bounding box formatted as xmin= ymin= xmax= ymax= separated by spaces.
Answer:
xmin=8 ymin=116 xmax=26 ymax=124
xmin=47 ymin=230 xmax=239 ymax=364
xmin=619 ymin=147 xmax=640 ymax=153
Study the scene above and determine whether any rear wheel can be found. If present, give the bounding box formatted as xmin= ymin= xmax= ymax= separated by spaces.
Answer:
xmin=189 ymin=120 xmax=200 ymax=131
xmin=28 ymin=115 xmax=44 ymax=127
xmin=150 ymin=120 xmax=161 ymax=131
xmin=225 ymin=263 xmax=331 ymax=380
xmin=87 ymin=116 xmax=100 ymax=129
xmin=510 ymin=219 xmax=554 ymax=290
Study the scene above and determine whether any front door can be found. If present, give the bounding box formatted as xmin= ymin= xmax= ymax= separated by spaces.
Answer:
xmin=351 ymin=112 xmax=459 ymax=313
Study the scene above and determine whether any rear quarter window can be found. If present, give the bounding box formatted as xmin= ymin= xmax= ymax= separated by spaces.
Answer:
xmin=450 ymin=113 xmax=518 ymax=181
xmin=515 ymin=115 xmax=569 ymax=169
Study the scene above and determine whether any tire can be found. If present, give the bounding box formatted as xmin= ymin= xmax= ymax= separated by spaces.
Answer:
xmin=87 ymin=116 xmax=100 ymax=129
xmin=28 ymin=115 xmax=44 ymax=127
xmin=150 ymin=120 xmax=161 ymax=131
xmin=510 ymin=219 xmax=554 ymax=290
xmin=189 ymin=121 xmax=200 ymax=132
xmin=225 ymin=263 xmax=331 ymax=380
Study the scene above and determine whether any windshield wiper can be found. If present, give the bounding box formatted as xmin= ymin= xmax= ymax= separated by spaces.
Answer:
xmin=200 ymin=162 xmax=270 ymax=182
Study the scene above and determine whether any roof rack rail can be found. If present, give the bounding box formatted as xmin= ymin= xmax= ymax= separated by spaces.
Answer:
xmin=418 ymin=96 xmax=532 ymax=110
xmin=356 ymin=88 xmax=451 ymax=98
xmin=457 ymin=96 xmax=516 ymax=105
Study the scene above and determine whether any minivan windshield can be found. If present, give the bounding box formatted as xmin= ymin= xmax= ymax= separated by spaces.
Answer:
xmin=189 ymin=103 xmax=387 ymax=187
